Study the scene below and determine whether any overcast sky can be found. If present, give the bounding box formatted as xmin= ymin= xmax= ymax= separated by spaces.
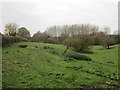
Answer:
xmin=0 ymin=0 xmax=119 ymax=35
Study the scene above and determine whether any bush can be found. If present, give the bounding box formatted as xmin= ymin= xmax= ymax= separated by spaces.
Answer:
xmin=65 ymin=52 xmax=92 ymax=61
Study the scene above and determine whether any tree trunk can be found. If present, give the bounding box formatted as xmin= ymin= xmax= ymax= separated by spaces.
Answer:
xmin=62 ymin=46 xmax=69 ymax=55
xmin=107 ymin=45 xmax=110 ymax=49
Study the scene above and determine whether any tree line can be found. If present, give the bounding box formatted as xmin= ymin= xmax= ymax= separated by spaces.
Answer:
xmin=1 ymin=23 xmax=119 ymax=52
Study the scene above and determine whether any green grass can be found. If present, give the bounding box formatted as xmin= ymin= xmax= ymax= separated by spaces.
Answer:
xmin=2 ymin=42 xmax=119 ymax=88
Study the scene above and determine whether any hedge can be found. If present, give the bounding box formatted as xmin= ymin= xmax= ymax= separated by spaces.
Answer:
xmin=2 ymin=35 xmax=28 ymax=46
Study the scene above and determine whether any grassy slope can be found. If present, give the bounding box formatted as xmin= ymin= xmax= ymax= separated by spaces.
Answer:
xmin=2 ymin=42 xmax=119 ymax=88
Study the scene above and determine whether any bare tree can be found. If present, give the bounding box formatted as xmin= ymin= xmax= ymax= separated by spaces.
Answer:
xmin=103 ymin=26 xmax=111 ymax=35
xmin=46 ymin=24 xmax=99 ymax=37
xmin=101 ymin=35 xmax=116 ymax=49
xmin=101 ymin=27 xmax=116 ymax=49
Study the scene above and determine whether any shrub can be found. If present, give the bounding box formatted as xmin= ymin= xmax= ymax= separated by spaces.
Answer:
xmin=65 ymin=52 xmax=92 ymax=61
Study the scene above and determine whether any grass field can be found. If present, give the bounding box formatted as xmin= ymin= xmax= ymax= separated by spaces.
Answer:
xmin=2 ymin=42 xmax=119 ymax=88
